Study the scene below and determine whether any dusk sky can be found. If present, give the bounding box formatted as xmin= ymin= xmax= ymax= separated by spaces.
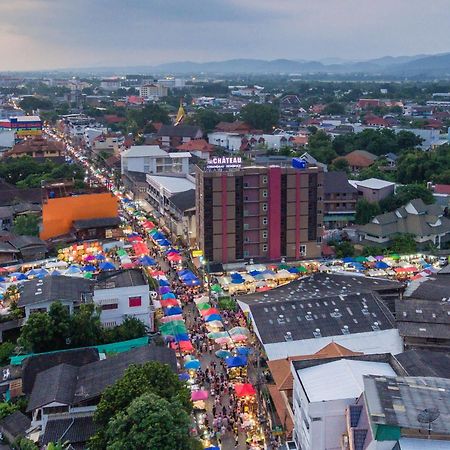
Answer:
xmin=1 ymin=0 xmax=450 ymax=71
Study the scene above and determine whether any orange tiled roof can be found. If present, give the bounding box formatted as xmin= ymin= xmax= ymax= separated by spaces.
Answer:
xmin=177 ymin=139 xmax=214 ymax=152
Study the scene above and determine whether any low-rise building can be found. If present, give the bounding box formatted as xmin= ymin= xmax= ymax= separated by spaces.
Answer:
xmin=357 ymin=198 xmax=450 ymax=249
xmin=121 ymin=145 xmax=191 ymax=175
xmin=156 ymin=125 xmax=203 ymax=150
xmin=334 ymin=150 xmax=377 ymax=174
xmin=4 ymin=136 xmax=64 ymax=162
xmin=93 ymin=269 xmax=152 ymax=329
xmin=323 ymin=172 xmax=358 ymax=228
xmin=351 ymin=177 xmax=396 ymax=202
xmin=291 ymin=359 xmax=395 ymax=450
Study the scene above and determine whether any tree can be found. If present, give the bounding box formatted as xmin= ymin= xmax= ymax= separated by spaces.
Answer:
xmin=240 ymin=103 xmax=279 ymax=132
xmin=307 ymin=130 xmax=337 ymax=164
xmin=12 ymin=437 xmax=39 ymax=450
xmin=91 ymin=362 xmax=192 ymax=450
xmin=18 ymin=311 xmax=54 ymax=353
xmin=188 ymin=109 xmax=221 ymax=133
xmin=12 ymin=215 xmax=39 ymax=237
xmin=390 ymin=234 xmax=417 ymax=254
xmin=19 ymin=96 xmax=53 ymax=112
xmin=333 ymin=241 xmax=355 ymax=258
xmin=103 ymin=393 xmax=197 ymax=450
xmin=69 ymin=304 xmax=103 ymax=348
xmin=329 ymin=158 xmax=350 ymax=174
xmin=323 ymin=102 xmax=345 ymax=115
xmin=0 ymin=342 xmax=15 ymax=365
xmin=103 ymin=317 xmax=147 ymax=344
xmin=355 ymin=199 xmax=381 ymax=225
xmin=380 ymin=184 xmax=435 ymax=213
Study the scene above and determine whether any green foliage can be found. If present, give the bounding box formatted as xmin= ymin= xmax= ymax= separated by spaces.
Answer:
xmin=379 ymin=184 xmax=435 ymax=212
xmin=329 ymin=158 xmax=350 ymax=174
xmin=91 ymin=362 xmax=192 ymax=449
xmin=332 ymin=241 xmax=355 ymax=258
xmin=124 ymin=104 xmax=170 ymax=136
xmin=103 ymin=392 xmax=195 ymax=450
xmin=19 ymin=96 xmax=53 ymax=112
xmin=332 ymin=128 xmax=422 ymax=157
xmin=18 ymin=302 xmax=147 ymax=353
xmin=12 ymin=437 xmax=39 ymax=450
xmin=323 ymin=102 xmax=345 ymax=115
xmin=0 ymin=157 xmax=84 ymax=188
xmin=12 ymin=215 xmax=39 ymax=237
xmin=188 ymin=108 xmax=221 ymax=133
xmin=240 ymin=103 xmax=279 ymax=132
xmin=389 ymin=234 xmax=417 ymax=254
xmin=396 ymin=145 xmax=450 ymax=184
xmin=355 ymin=199 xmax=381 ymax=225
xmin=0 ymin=342 xmax=15 ymax=365
xmin=307 ymin=130 xmax=337 ymax=163
xmin=218 ymin=297 xmax=237 ymax=311
xmin=103 ymin=316 xmax=147 ymax=344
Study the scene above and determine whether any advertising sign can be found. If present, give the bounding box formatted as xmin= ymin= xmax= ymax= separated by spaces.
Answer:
xmin=206 ymin=156 xmax=242 ymax=171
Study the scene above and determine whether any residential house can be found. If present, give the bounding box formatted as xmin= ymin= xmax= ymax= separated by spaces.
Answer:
xmin=214 ymin=121 xmax=252 ymax=133
xmin=357 ymin=199 xmax=450 ymax=249
xmin=72 ymin=216 xmax=121 ymax=240
xmin=360 ymin=376 xmax=450 ymax=449
xmin=350 ymin=177 xmax=396 ymax=202
xmin=8 ymin=236 xmax=47 ymax=261
xmin=431 ymin=183 xmax=450 ymax=208
xmin=176 ymin=139 xmax=214 ymax=159
xmin=92 ymin=132 xmax=124 ymax=157
xmin=333 ymin=150 xmax=377 ymax=174
xmin=4 ymin=136 xmax=64 ymax=162
xmin=121 ymin=145 xmax=191 ymax=175
xmin=291 ymin=359 xmax=395 ymax=450
xmin=93 ymin=269 xmax=152 ymax=329
xmin=0 ymin=411 xmax=31 ymax=444
xmin=18 ymin=276 xmax=93 ymax=319
xmin=121 ymin=170 xmax=148 ymax=201
xmin=156 ymin=125 xmax=203 ymax=150
xmin=27 ymin=346 xmax=176 ymax=448
xmin=323 ymin=172 xmax=358 ymax=229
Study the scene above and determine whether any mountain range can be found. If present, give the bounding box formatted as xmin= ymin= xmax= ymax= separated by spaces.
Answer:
xmin=31 ymin=52 xmax=450 ymax=78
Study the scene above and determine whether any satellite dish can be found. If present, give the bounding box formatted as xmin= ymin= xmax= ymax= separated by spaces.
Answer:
xmin=417 ymin=408 xmax=440 ymax=435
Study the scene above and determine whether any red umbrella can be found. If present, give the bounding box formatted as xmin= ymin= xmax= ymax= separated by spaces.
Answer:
xmin=167 ymin=253 xmax=182 ymax=262
xmin=171 ymin=341 xmax=194 ymax=352
xmin=234 ymin=383 xmax=256 ymax=397
xmin=160 ymin=298 xmax=180 ymax=307
xmin=200 ymin=308 xmax=219 ymax=317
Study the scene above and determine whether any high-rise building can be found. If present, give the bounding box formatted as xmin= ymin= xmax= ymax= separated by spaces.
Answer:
xmin=195 ymin=163 xmax=324 ymax=264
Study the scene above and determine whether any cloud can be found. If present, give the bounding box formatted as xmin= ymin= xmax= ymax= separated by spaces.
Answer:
xmin=0 ymin=0 xmax=450 ymax=70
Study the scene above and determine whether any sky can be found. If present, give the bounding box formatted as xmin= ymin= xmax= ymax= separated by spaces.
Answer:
xmin=1 ymin=0 xmax=450 ymax=71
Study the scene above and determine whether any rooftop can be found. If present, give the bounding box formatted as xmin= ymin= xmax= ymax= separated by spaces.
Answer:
xmin=121 ymin=145 xmax=166 ymax=158
xmin=94 ymin=269 xmax=146 ymax=290
xmin=248 ymin=291 xmax=395 ymax=345
xmin=324 ymin=171 xmax=358 ymax=195
xmin=156 ymin=124 xmax=202 ymax=138
xmin=27 ymin=346 xmax=177 ymax=411
xmin=364 ymin=375 xmax=450 ymax=435
xmin=297 ymin=359 xmax=395 ymax=402
xmin=0 ymin=411 xmax=31 ymax=440
xmin=73 ymin=217 xmax=120 ymax=230
xmin=394 ymin=350 xmax=450 ymax=378
xmin=18 ymin=276 xmax=92 ymax=308
xmin=169 ymin=189 xmax=196 ymax=212
xmin=354 ymin=178 xmax=396 ymax=190
xmin=146 ymin=174 xmax=195 ymax=195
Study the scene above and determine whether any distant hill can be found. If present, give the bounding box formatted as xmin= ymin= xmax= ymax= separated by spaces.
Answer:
xmin=31 ymin=52 xmax=450 ymax=78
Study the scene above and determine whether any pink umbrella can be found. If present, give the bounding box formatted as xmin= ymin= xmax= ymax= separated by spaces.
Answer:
xmin=232 ymin=334 xmax=248 ymax=342
xmin=160 ymin=315 xmax=183 ymax=323
xmin=215 ymin=336 xmax=233 ymax=345
xmin=84 ymin=254 xmax=96 ymax=261
xmin=191 ymin=390 xmax=209 ymax=401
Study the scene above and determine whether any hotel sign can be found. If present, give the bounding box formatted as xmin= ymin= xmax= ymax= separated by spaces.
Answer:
xmin=206 ymin=156 xmax=242 ymax=171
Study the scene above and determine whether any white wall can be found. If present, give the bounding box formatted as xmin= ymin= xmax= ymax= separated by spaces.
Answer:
xmin=262 ymin=329 xmax=403 ymax=361
xmin=93 ymin=284 xmax=150 ymax=328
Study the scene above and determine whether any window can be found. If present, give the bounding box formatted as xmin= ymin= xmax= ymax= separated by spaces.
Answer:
xmin=262 ymin=203 xmax=268 ymax=212
xmin=262 ymin=217 xmax=268 ymax=225
xmin=102 ymin=303 xmax=118 ymax=310
xmin=262 ymin=176 xmax=268 ymax=184
xmin=129 ymin=296 xmax=142 ymax=307
xmin=299 ymin=245 xmax=306 ymax=255
xmin=262 ymin=231 xmax=268 ymax=239
xmin=262 ymin=190 xmax=268 ymax=198
xmin=263 ymin=244 xmax=268 ymax=252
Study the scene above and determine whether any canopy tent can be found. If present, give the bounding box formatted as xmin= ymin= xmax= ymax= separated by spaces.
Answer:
xmin=159 ymin=279 xmax=170 ymax=287
xmin=200 ymin=308 xmax=220 ymax=317
xmin=191 ymin=390 xmax=209 ymax=401
xmin=197 ymin=302 xmax=212 ymax=311
xmin=229 ymin=327 xmax=250 ymax=336
xmin=375 ymin=261 xmax=390 ymax=269
xmin=159 ymin=314 xmax=183 ymax=323
xmin=215 ymin=349 xmax=232 ymax=359
xmin=234 ymin=383 xmax=256 ymax=397
xmin=83 ymin=265 xmax=96 ymax=272
xmin=159 ymin=286 xmax=171 ymax=294
xmin=225 ymin=356 xmax=247 ymax=368
xmin=170 ymin=341 xmax=194 ymax=352
xmin=178 ymin=373 xmax=190 ymax=381
xmin=138 ymin=256 xmax=156 ymax=266
xmin=160 ymin=299 xmax=180 ymax=308
xmin=164 ymin=306 xmax=183 ymax=316
xmin=162 ymin=292 xmax=176 ymax=300
xmin=184 ymin=359 xmax=201 ymax=370
xmin=99 ymin=261 xmax=116 ymax=271
xmin=205 ymin=314 xmax=222 ymax=322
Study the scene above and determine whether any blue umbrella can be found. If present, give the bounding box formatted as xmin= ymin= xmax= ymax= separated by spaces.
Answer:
xmin=162 ymin=292 xmax=176 ymax=300
xmin=12 ymin=273 xmax=28 ymax=281
xmin=342 ymin=257 xmax=355 ymax=263
xmin=174 ymin=333 xmax=190 ymax=342
xmin=95 ymin=254 xmax=106 ymax=261
xmin=288 ymin=267 xmax=299 ymax=273
xmin=159 ymin=279 xmax=170 ymax=287
xmin=375 ymin=261 xmax=389 ymax=269
xmin=249 ymin=270 xmax=262 ymax=276
xmin=216 ymin=349 xmax=232 ymax=359
xmin=178 ymin=373 xmax=190 ymax=381
xmin=26 ymin=269 xmax=40 ymax=277
xmin=184 ymin=360 xmax=201 ymax=370
xmin=165 ymin=306 xmax=183 ymax=316
xmin=183 ymin=279 xmax=200 ymax=287
xmin=139 ymin=256 xmax=156 ymax=266
xmin=225 ymin=356 xmax=247 ymax=368
xmin=66 ymin=265 xmax=82 ymax=274
xmin=205 ymin=447 xmax=220 ymax=450
xmin=99 ymin=261 xmax=116 ymax=271
xmin=0 ymin=277 xmax=5 ymax=283
xmin=205 ymin=314 xmax=222 ymax=322
xmin=50 ymin=270 xmax=62 ymax=276
xmin=83 ymin=265 xmax=96 ymax=272
xmin=235 ymin=347 xmax=251 ymax=356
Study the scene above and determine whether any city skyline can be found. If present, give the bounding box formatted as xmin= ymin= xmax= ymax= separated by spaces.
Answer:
xmin=2 ymin=0 xmax=450 ymax=71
